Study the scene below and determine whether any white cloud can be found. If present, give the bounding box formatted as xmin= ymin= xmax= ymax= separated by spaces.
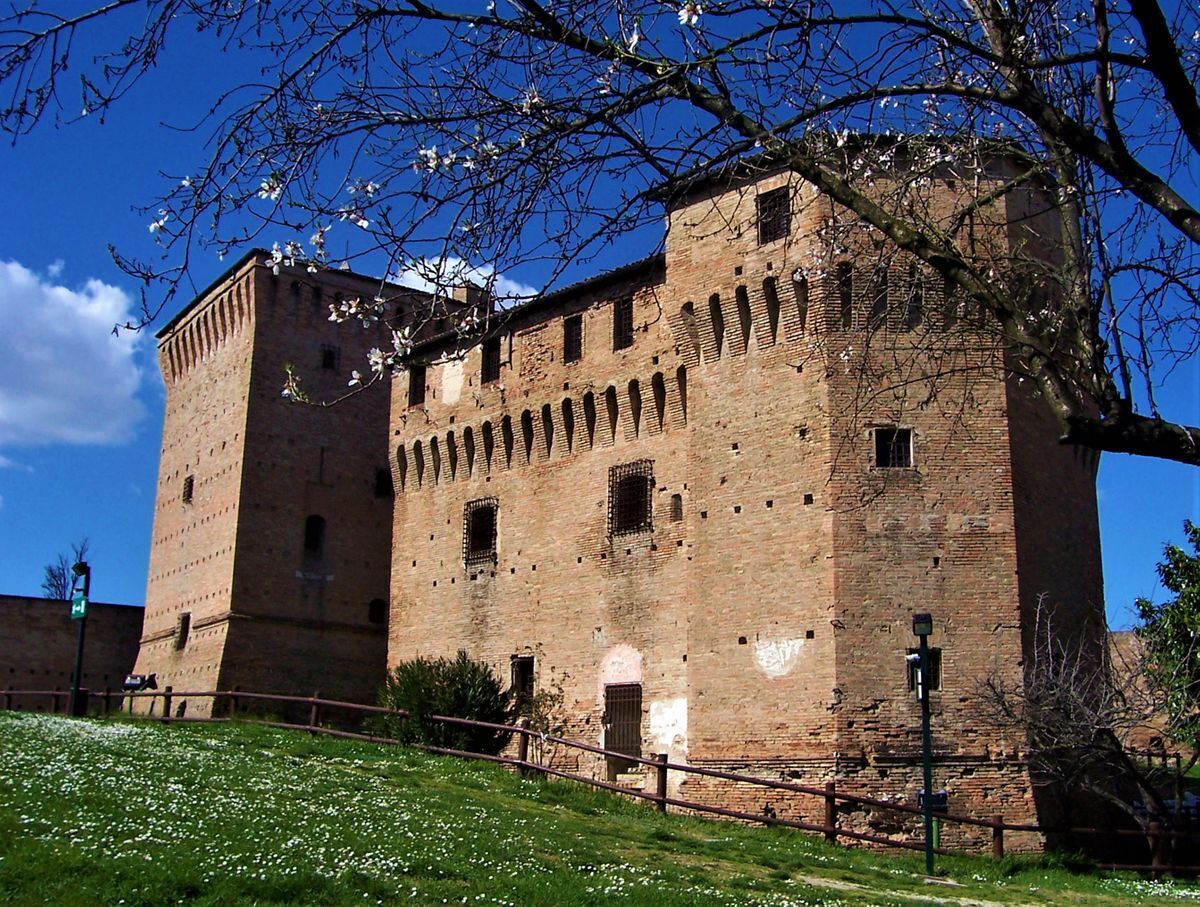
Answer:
xmin=0 ymin=260 xmax=145 ymax=446
xmin=0 ymin=454 xmax=33 ymax=472
xmin=392 ymin=257 xmax=539 ymax=308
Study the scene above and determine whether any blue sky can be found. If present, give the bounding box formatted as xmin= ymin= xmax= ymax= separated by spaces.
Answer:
xmin=0 ymin=20 xmax=1197 ymax=627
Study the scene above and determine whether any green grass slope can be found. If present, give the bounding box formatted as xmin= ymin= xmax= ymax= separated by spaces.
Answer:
xmin=0 ymin=713 xmax=1197 ymax=905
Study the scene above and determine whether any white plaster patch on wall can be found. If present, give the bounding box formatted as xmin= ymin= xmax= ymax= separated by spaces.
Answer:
xmin=754 ymin=637 xmax=806 ymax=678
xmin=597 ymin=644 xmax=643 ymax=705
xmin=441 ymin=359 xmax=464 ymax=404
xmin=649 ymin=696 xmax=688 ymax=753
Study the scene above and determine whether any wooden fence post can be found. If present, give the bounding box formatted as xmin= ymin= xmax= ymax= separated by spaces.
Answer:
xmin=1175 ymin=755 xmax=1184 ymax=832
xmin=517 ymin=728 xmax=530 ymax=778
xmin=52 ymin=688 xmax=61 ymax=714
xmin=655 ymin=754 xmax=669 ymax=813
xmin=163 ymin=686 xmax=173 ymax=720
xmin=824 ymin=781 xmax=838 ymax=845
xmin=102 ymin=688 xmax=111 ymax=717
xmin=992 ymin=815 xmax=1004 ymax=860
xmin=1149 ymin=820 xmax=1165 ymax=879
xmin=3 ymin=690 xmax=11 ymax=711
xmin=229 ymin=685 xmax=239 ymax=719
xmin=309 ymin=691 xmax=320 ymax=730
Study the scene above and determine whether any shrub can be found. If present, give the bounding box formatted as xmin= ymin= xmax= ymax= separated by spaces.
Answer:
xmin=375 ymin=651 xmax=512 ymax=755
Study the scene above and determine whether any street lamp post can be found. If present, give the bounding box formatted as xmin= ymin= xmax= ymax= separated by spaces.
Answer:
xmin=911 ymin=612 xmax=935 ymax=876
xmin=68 ymin=561 xmax=91 ymax=717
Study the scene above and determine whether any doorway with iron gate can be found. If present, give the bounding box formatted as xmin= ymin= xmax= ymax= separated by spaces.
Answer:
xmin=603 ymin=682 xmax=642 ymax=779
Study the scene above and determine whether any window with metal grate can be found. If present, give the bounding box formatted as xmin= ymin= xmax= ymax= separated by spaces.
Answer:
xmin=563 ymin=314 xmax=583 ymax=363
xmin=756 ymin=187 xmax=790 ymax=245
xmin=463 ymin=497 xmax=499 ymax=565
xmin=608 ymin=460 xmax=654 ymax=536
xmin=873 ymin=427 xmax=913 ymax=468
xmin=612 ymin=297 xmax=634 ymax=351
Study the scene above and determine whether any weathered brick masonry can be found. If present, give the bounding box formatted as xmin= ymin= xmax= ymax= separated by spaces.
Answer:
xmin=0 ymin=594 xmax=143 ymax=710
xmin=137 ymin=166 xmax=1103 ymax=846
xmin=135 ymin=252 xmax=398 ymax=716
xmin=387 ymin=169 xmax=1103 ymax=844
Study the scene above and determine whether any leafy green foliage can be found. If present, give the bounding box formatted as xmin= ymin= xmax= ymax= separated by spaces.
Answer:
xmin=375 ymin=650 xmax=512 ymax=755
xmin=1136 ymin=521 xmax=1200 ymax=748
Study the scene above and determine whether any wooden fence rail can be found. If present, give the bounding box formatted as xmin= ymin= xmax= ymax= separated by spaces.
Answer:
xmin=3 ymin=686 xmax=1198 ymax=876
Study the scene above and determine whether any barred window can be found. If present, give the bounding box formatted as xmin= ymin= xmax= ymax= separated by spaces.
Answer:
xmin=563 ymin=314 xmax=583 ymax=363
xmin=181 ymin=474 xmax=194 ymax=505
xmin=873 ymin=427 xmax=913 ymax=468
xmin=408 ymin=365 xmax=427 ymax=407
xmin=481 ymin=336 xmax=502 ymax=383
xmin=463 ymin=497 xmax=499 ymax=565
xmin=613 ymin=297 xmax=634 ymax=351
xmin=756 ymin=187 xmax=790 ymax=245
xmin=907 ymin=648 xmax=942 ymax=692
xmin=608 ymin=460 xmax=654 ymax=537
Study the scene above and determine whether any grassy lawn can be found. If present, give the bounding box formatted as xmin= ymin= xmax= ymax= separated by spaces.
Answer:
xmin=1 ymin=713 xmax=1198 ymax=905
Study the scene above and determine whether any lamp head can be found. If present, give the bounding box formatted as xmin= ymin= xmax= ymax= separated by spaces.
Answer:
xmin=71 ymin=561 xmax=90 ymax=578
xmin=912 ymin=612 xmax=934 ymax=638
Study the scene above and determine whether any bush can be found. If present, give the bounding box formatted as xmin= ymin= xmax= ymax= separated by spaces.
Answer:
xmin=375 ymin=651 xmax=512 ymax=755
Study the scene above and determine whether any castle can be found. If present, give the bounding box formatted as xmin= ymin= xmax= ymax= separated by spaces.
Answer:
xmin=135 ymin=161 xmax=1103 ymax=836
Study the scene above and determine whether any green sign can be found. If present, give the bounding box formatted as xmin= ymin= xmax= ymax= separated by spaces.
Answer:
xmin=70 ymin=593 xmax=87 ymax=620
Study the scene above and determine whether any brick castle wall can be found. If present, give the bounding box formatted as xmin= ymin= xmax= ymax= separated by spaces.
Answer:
xmin=0 ymin=594 xmax=143 ymax=710
xmin=386 ymin=169 xmax=1105 ymax=842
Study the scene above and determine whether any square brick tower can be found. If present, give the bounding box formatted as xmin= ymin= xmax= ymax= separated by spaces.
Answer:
xmin=134 ymin=251 xmax=400 ymax=715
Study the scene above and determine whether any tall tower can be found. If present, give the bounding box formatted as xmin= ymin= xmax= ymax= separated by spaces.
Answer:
xmin=134 ymin=251 xmax=398 ymax=715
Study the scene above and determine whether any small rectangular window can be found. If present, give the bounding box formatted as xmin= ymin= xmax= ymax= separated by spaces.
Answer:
xmin=408 ymin=365 xmax=427 ymax=407
xmin=873 ymin=427 xmax=913 ymax=468
xmin=181 ymin=474 xmax=194 ymax=504
xmin=304 ymin=514 xmax=326 ymax=557
xmin=907 ymin=648 xmax=942 ymax=692
xmin=368 ymin=598 xmax=387 ymax=624
xmin=756 ymin=187 xmax=791 ymax=245
xmin=175 ymin=612 xmax=191 ymax=651
xmin=320 ymin=344 xmax=339 ymax=371
xmin=612 ymin=298 xmax=634 ymax=351
xmin=481 ymin=336 xmax=502 ymax=384
xmin=511 ymin=655 xmax=535 ymax=713
xmin=608 ymin=460 xmax=654 ymax=537
xmin=464 ymin=497 xmax=499 ymax=565
xmin=374 ymin=468 xmax=393 ymax=498
xmin=563 ymin=314 xmax=583 ymax=363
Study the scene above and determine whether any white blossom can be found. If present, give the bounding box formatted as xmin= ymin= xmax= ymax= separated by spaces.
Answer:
xmin=258 ymin=174 xmax=284 ymax=202
xmin=348 ymin=370 xmax=363 ymax=387
xmin=519 ymin=86 xmax=543 ymax=114
xmin=677 ymin=2 xmax=701 ymax=27
xmin=394 ymin=326 xmax=414 ymax=354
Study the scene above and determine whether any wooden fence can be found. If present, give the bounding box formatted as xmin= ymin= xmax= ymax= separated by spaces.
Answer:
xmin=3 ymin=685 xmax=1197 ymax=877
